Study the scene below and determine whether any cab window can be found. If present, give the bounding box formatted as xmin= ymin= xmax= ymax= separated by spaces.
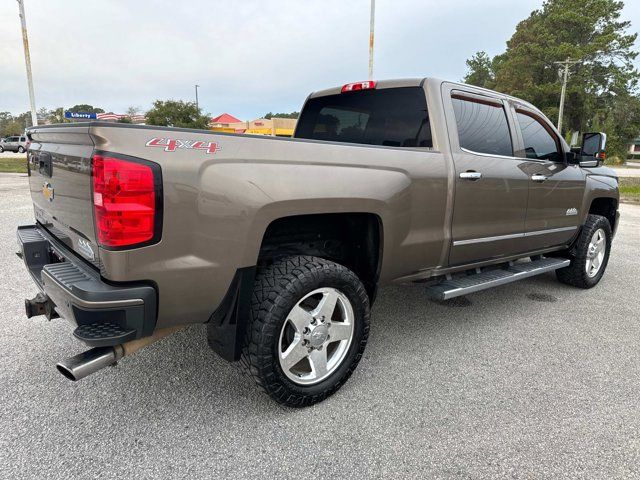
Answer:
xmin=516 ymin=110 xmax=562 ymax=162
xmin=451 ymin=95 xmax=513 ymax=157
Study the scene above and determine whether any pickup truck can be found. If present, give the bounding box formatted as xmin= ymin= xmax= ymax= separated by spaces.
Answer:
xmin=18 ymin=78 xmax=619 ymax=407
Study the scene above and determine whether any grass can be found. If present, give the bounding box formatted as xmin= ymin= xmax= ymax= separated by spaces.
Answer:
xmin=0 ymin=157 xmax=28 ymax=173
xmin=619 ymin=177 xmax=640 ymax=203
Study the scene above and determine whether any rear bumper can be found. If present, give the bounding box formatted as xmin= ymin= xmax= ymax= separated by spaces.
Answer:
xmin=17 ymin=224 xmax=157 ymax=346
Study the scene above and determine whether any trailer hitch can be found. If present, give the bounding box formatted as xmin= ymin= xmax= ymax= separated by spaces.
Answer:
xmin=25 ymin=292 xmax=59 ymax=320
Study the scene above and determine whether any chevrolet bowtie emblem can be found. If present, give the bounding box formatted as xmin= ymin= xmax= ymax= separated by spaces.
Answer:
xmin=42 ymin=182 xmax=54 ymax=202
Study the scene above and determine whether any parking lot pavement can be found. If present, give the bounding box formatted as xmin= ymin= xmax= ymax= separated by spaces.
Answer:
xmin=1 ymin=173 xmax=639 ymax=479
xmin=613 ymin=167 xmax=640 ymax=178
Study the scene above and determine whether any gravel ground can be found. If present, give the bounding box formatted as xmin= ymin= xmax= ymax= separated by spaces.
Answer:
xmin=0 ymin=173 xmax=639 ymax=479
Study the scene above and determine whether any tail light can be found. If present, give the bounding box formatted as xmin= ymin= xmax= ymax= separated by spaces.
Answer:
xmin=341 ymin=81 xmax=377 ymax=93
xmin=91 ymin=153 xmax=162 ymax=248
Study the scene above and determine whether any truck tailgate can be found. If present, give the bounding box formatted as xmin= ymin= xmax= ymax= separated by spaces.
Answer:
xmin=27 ymin=125 xmax=100 ymax=267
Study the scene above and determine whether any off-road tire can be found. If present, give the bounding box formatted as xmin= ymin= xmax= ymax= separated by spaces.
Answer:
xmin=240 ymin=255 xmax=370 ymax=407
xmin=556 ymin=214 xmax=612 ymax=288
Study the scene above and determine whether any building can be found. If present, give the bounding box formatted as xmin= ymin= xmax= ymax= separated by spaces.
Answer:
xmin=209 ymin=113 xmax=243 ymax=131
xmin=210 ymin=113 xmax=297 ymax=137
xmin=629 ymin=137 xmax=640 ymax=159
xmin=96 ymin=113 xmax=146 ymax=124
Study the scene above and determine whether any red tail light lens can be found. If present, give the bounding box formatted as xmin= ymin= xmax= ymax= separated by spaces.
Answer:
xmin=341 ymin=80 xmax=377 ymax=93
xmin=92 ymin=154 xmax=161 ymax=248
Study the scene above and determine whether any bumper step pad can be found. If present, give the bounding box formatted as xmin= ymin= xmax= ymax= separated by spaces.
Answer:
xmin=426 ymin=257 xmax=570 ymax=300
xmin=74 ymin=322 xmax=136 ymax=346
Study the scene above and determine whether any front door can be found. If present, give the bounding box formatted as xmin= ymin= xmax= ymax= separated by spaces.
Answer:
xmin=444 ymin=87 xmax=532 ymax=265
xmin=511 ymin=107 xmax=586 ymax=250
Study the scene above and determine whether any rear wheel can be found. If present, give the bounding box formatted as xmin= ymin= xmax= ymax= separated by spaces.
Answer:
xmin=18 ymin=146 xmax=25 ymax=153
xmin=556 ymin=214 xmax=612 ymax=288
xmin=241 ymin=256 xmax=370 ymax=407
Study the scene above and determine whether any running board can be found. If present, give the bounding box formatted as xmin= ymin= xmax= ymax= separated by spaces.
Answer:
xmin=426 ymin=257 xmax=570 ymax=301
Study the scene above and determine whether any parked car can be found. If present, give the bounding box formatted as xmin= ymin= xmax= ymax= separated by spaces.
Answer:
xmin=18 ymin=78 xmax=618 ymax=407
xmin=0 ymin=135 xmax=29 ymax=153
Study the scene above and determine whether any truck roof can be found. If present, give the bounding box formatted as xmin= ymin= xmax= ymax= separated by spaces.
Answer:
xmin=308 ymin=77 xmax=540 ymax=112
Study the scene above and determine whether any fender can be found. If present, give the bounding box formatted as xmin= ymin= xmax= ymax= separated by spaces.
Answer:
xmin=578 ymin=170 xmax=619 ymax=228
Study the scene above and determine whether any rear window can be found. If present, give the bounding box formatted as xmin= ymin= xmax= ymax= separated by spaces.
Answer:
xmin=295 ymin=87 xmax=432 ymax=148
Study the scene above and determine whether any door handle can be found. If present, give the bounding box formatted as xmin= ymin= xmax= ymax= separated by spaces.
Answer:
xmin=459 ymin=171 xmax=482 ymax=180
xmin=531 ymin=174 xmax=547 ymax=182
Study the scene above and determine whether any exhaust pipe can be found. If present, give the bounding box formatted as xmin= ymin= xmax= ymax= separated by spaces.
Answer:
xmin=56 ymin=326 xmax=183 ymax=381
xmin=56 ymin=345 xmax=124 ymax=381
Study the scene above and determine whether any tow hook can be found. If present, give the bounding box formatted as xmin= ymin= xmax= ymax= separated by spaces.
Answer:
xmin=25 ymin=292 xmax=59 ymax=320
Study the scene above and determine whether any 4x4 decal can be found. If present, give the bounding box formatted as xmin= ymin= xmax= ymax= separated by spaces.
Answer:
xmin=146 ymin=137 xmax=221 ymax=154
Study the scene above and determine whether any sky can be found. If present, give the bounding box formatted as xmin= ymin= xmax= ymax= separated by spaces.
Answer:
xmin=1 ymin=0 xmax=639 ymax=120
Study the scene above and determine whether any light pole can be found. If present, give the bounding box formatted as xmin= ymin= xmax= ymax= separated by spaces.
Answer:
xmin=554 ymin=57 xmax=579 ymax=135
xmin=195 ymin=84 xmax=200 ymax=111
xmin=17 ymin=0 xmax=37 ymax=127
xmin=368 ymin=0 xmax=375 ymax=79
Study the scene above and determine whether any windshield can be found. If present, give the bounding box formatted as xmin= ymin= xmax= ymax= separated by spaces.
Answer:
xmin=295 ymin=87 xmax=432 ymax=148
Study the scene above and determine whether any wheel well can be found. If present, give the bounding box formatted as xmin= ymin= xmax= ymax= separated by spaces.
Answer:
xmin=589 ymin=197 xmax=617 ymax=231
xmin=258 ymin=213 xmax=382 ymax=303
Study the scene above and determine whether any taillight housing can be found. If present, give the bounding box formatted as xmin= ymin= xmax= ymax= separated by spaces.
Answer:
xmin=341 ymin=80 xmax=377 ymax=93
xmin=91 ymin=153 xmax=162 ymax=249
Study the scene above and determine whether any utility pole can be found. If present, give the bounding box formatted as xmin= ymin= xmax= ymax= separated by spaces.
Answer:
xmin=368 ymin=0 xmax=375 ymax=79
xmin=554 ymin=57 xmax=579 ymax=134
xmin=195 ymin=84 xmax=200 ymax=111
xmin=17 ymin=0 xmax=37 ymax=127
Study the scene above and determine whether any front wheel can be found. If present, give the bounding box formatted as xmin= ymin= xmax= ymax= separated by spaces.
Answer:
xmin=556 ymin=214 xmax=612 ymax=288
xmin=241 ymin=256 xmax=370 ymax=407
xmin=0 ymin=146 xmax=4 ymax=153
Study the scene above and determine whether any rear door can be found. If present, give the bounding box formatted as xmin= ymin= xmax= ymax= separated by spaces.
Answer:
xmin=443 ymin=85 xmax=531 ymax=265
xmin=511 ymin=106 xmax=586 ymax=250
xmin=27 ymin=125 xmax=100 ymax=267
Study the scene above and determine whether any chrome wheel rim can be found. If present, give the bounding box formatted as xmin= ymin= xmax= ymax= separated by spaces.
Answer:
xmin=585 ymin=228 xmax=606 ymax=278
xmin=278 ymin=287 xmax=354 ymax=385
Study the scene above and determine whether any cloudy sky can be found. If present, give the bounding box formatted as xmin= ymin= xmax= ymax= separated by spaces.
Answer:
xmin=1 ymin=0 xmax=639 ymax=120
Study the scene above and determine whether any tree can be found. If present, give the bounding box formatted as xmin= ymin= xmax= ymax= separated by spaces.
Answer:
xmin=145 ymin=100 xmax=210 ymax=129
xmin=2 ymin=120 xmax=23 ymax=137
xmin=264 ymin=111 xmax=299 ymax=119
xmin=125 ymin=106 xmax=141 ymax=117
xmin=48 ymin=107 xmax=66 ymax=124
xmin=463 ymin=51 xmax=495 ymax=89
xmin=464 ymin=0 xmax=640 ymax=159
xmin=67 ymin=104 xmax=105 ymax=114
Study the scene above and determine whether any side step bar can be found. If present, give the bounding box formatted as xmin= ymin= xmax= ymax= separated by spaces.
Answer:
xmin=426 ymin=257 xmax=570 ymax=301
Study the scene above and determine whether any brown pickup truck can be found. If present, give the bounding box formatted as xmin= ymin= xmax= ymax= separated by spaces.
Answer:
xmin=18 ymin=78 xmax=619 ymax=407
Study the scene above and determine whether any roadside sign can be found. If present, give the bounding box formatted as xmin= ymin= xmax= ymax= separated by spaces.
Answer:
xmin=64 ymin=112 xmax=97 ymax=119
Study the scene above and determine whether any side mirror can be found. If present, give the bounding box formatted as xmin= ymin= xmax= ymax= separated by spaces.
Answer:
xmin=579 ymin=132 xmax=606 ymax=167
